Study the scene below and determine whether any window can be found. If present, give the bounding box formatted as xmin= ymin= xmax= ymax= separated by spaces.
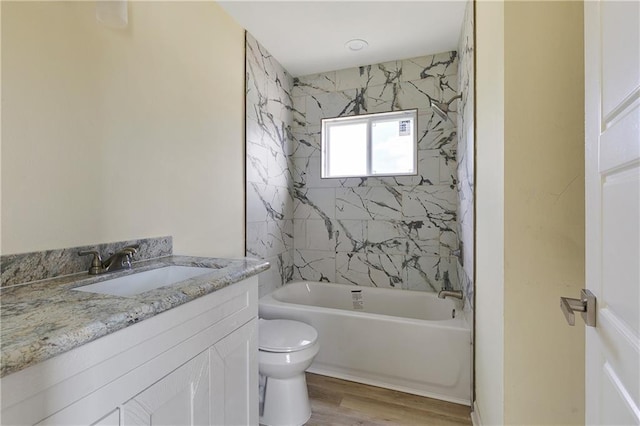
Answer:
xmin=321 ymin=109 xmax=417 ymax=178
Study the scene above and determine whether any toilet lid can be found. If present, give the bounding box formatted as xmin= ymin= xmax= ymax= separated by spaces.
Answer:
xmin=259 ymin=319 xmax=318 ymax=353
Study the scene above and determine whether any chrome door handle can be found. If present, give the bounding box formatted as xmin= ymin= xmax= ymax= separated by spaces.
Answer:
xmin=560 ymin=289 xmax=596 ymax=327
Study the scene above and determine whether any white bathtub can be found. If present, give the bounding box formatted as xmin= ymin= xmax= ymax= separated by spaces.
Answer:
xmin=259 ymin=281 xmax=472 ymax=405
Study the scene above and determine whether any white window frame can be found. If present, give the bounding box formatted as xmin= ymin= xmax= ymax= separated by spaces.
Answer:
xmin=320 ymin=109 xmax=418 ymax=179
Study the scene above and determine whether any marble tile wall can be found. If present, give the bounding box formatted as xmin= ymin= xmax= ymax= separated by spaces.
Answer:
xmin=291 ymin=53 xmax=461 ymax=292
xmin=245 ymin=33 xmax=295 ymax=297
xmin=457 ymin=0 xmax=475 ymax=310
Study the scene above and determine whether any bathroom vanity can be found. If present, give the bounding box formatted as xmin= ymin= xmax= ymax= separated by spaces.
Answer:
xmin=0 ymin=254 xmax=268 ymax=425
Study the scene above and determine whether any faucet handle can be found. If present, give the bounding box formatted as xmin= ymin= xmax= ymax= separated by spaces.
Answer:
xmin=119 ymin=246 xmax=138 ymax=263
xmin=78 ymin=250 xmax=102 ymax=265
xmin=117 ymin=245 xmax=139 ymax=268
xmin=78 ymin=250 xmax=104 ymax=274
xmin=121 ymin=244 xmax=139 ymax=254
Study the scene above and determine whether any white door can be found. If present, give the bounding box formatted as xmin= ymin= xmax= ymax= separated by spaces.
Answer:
xmin=584 ymin=0 xmax=640 ymax=424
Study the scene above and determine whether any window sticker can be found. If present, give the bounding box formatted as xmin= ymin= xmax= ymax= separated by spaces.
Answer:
xmin=399 ymin=119 xmax=411 ymax=136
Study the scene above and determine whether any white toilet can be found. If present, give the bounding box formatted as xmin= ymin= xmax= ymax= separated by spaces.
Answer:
xmin=258 ymin=319 xmax=319 ymax=426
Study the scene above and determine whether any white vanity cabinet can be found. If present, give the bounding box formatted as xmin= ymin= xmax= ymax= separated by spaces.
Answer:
xmin=118 ymin=320 xmax=255 ymax=426
xmin=120 ymin=349 xmax=212 ymax=426
xmin=1 ymin=276 xmax=258 ymax=426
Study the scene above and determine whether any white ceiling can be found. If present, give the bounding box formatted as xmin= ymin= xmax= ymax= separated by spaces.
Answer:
xmin=218 ymin=1 xmax=466 ymax=77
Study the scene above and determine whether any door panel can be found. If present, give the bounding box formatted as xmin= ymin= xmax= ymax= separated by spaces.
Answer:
xmin=602 ymin=168 xmax=640 ymax=334
xmin=599 ymin=309 xmax=640 ymax=410
xmin=600 ymin=104 xmax=640 ymax=172
xmin=585 ymin=0 xmax=640 ymax=424
xmin=601 ymin=0 xmax=640 ymax=117
xmin=601 ymin=167 xmax=640 ymax=335
xmin=601 ymin=363 xmax=638 ymax=426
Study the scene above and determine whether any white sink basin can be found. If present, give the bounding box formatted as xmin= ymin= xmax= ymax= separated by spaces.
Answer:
xmin=73 ymin=266 xmax=213 ymax=297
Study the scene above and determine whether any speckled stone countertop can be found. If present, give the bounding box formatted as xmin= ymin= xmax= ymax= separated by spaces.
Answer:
xmin=0 ymin=255 xmax=269 ymax=378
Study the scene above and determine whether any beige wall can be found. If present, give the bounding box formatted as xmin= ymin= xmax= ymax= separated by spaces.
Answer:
xmin=475 ymin=1 xmax=505 ymax=424
xmin=1 ymin=1 xmax=245 ymax=257
xmin=503 ymin=1 xmax=585 ymax=424
xmin=476 ymin=1 xmax=585 ymax=424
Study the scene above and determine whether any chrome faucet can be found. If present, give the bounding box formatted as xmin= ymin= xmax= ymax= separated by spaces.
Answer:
xmin=78 ymin=244 xmax=139 ymax=275
xmin=438 ymin=289 xmax=463 ymax=300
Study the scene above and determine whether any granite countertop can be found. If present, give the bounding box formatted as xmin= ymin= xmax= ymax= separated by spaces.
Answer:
xmin=0 ymin=255 xmax=269 ymax=378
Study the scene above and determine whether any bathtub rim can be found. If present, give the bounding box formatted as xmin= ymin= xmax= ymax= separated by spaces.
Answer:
xmin=260 ymin=280 xmax=470 ymax=331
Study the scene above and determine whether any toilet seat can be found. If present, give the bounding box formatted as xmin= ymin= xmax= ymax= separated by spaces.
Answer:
xmin=259 ymin=319 xmax=318 ymax=353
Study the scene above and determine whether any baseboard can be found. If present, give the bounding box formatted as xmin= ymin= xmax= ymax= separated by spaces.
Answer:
xmin=470 ymin=401 xmax=482 ymax=426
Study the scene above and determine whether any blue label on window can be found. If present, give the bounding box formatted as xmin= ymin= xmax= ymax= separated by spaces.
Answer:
xmin=399 ymin=120 xmax=410 ymax=136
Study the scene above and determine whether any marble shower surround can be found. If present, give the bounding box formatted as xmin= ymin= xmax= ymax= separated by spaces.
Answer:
xmin=456 ymin=0 xmax=475 ymax=310
xmin=291 ymin=53 xmax=461 ymax=292
xmin=245 ymin=33 xmax=295 ymax=297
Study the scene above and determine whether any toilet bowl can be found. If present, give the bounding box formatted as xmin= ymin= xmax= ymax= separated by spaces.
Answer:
xmin=259 ymin=319 xmax=319 ymax=426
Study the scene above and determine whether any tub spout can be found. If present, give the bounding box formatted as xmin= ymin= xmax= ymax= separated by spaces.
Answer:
xmin=438 ymin=290 xmax=463 ymax=300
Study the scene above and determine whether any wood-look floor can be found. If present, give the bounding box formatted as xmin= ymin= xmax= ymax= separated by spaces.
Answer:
xmin=305 ymin=373 xmax=472 ymax=426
